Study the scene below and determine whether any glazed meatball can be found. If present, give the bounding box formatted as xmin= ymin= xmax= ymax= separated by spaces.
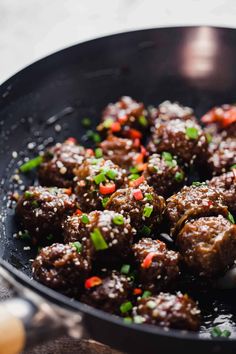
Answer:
xmin=74 ymin=158 xmax=126 ymax=211
xmin=133 ymin=238 xmax=180 ymax=292
xmin=32 ymin=243 xmax=91 ymax=296
xmin=97 ymin=96 xmax=149 ymax=138
xmin=147 ymin=119 xmax=208 ymax=167
xmin=165 ymin=184 xmax=229 ymax=236
xmin=143 ymin=153 xmax=185 ymax=198
xmin=99 ymin=135 xmax=146 ymax=171
xmin=106 ymin=180 xmax=165 ymax=235
xmin=80 ymin=271 xmax=133 ymax=314
xmin=133 ymin=292 xmax=200 ymax=330
xmin=16 ymin=186 xmax=77 ymax=243
xmin=207 ymin=137 xmax=236 ymax=176
xmin=38 ymin=139 xmax=88 ymax=188
xmin=63 ymin=210 xmax=135 ymax=261
xmin=208 ymin=171 xmax=236 ymax=214
xmin=149 ymin=101 xmax=195 ymax=125
xmin=177 ymin=215 xmax=236 ymax=277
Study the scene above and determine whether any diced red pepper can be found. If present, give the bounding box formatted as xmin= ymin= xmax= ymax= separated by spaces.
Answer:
xmin=130 ymin=175 xmax=145 ymax=187
xmin=133 ymin=189 xmax=144 ymax=200
xmin=87 ymin=148 xmax=94 ymax=157
xmin=118 ymin=115 xmax=128 ymax=124
xmin=85 ymin=276 xmax=102 ymax=289
xmin=66 ymin=137 xmax=77 ymax=144
xmin=111 ymin=122 xmax=121 ymax=132
xmin=133 ymin=288 xmax=142 ymax=295
xmin=135 ymin=153 xmax=144 ymax=165
xmin=141 ymin=145 xmax=147 ymax=156
xmin=75 ymin=209 xmax=82 ymax=216
xmin=64 ymin=187 xmax=72 ymax=195
xmin=201 ymin=106 xmax=236 ymax=128
xmin=133 ymin=138 xmax=140 ymax=148
xmin=141 ymin=252 xmax=156 ymax=269
xmin=128 ymin=129 xmax=142 ymax=139
xmin=99 ymin=183 xmax=116 ymax=195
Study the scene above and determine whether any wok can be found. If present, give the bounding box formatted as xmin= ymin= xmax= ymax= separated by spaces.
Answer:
xmin=0 ymin=26 xmax=236 ymax=354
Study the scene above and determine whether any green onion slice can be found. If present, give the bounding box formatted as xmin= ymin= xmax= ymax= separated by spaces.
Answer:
xmin=174 ymin=171 xmax=184 ymax=182
xmin=20 ymin=156 xmax=43 ymax=173
xmin=106 ymin=169 xmax=117 ymax=180
xmin=94 ymin=172 xmax=106 ymax=185
xmin=71 ymin=241 xmax=82 ymax=253
xmin=143 ymin=205 xmax=153 ymax=218
xmin=81 ymin=214 xmax=89 ymax=224
xmin=186 ymin=127 xmax=199 ymax=139
xmin=228 ymin=212 xmax=235 ymax=224
xmin=113 ymin=214 xmax=124 ymax=225
xmin=120 ymin=264 xmax=130 ymax=275
xmin=120 ymin=301 xmax=133 ymax=314
xmin=90 ymin=228 xmax=108 ymax=251
xmin=95 ymin=148 xmax=103 ymax=158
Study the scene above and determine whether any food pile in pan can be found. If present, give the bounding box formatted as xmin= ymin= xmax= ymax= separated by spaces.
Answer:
xmin=15 ymin=97 xmax=236 ymax=332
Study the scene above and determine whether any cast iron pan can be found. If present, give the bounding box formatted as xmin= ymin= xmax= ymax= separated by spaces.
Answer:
xmin=0 ymin=26 xmax=236 ymax=354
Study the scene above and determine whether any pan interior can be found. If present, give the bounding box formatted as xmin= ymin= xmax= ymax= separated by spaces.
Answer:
xmin=0 ymin=27 xmax=236 ymax=338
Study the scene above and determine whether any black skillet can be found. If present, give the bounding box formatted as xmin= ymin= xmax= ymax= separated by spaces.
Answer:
xmin=0 ymin=26 xmax=236 ymax=354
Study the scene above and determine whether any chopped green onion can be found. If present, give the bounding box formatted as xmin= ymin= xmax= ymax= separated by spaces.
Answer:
xmin=128 ymin=173 xmax=140 ymax=181
xmin=162 ymin=151 xmax=173 ymax=162
xmin=138 ymin=115 xmax=148 ymax=127
xmin=230 ymin=164 xmax=236 ymax=170
xmin=24 ymin=191 xmax=33 ymax=198
xmin=210 ymin=326 xmax=231 ymax=338
xmin=103 ymin=118 xmax=113 ymax=128
xmin=140 ymin=225 xmax=151 ymax=236
xmin=86 ymin=130 xmax=101 ymax=143
xmin=120 ymin=301 xmax=133 ymax=313
xmin=192 ymin=181 xmax=206 ymax=187
xmin=113 ymin=215 xmax=124 ymax=225
xmin=82 ymin=117 xmax=92 ymax=127
xmin=206 ymin=133 xmax=213 ymax=143
xmin=186 ymin=127 xmax=199 ymax=139
xmin=71 ymin=241 xmax=82 ymax=253
xmin=143 ymin=205 xmax=153 ymax=218
xmin=102 ymin=197 xmax=109 ymax=208
xmin=123 ymin=317 xmax=133 ymax=324
xmin=94 ymin=172 xmax=106 ymax=185
xmin=133 ymin=315 xmax=145 ymax=324
xmin=31 ymin=200 xmax=39 ymax=208
xmin=90 ymin=228 xmax=108 ymax=251
xmin=142 ymin=290 xmax=152 ymax=299
xmin=228 ymin=212 xmax=235 ymax=224
xmin=106 ymin=169 xmax=117 ymax=180
xmin=20 ymin=156 xmax=43 ymax=173
xmin=120 ymin=264 xmax=130 ymax=275
xmin=19 ymin=231 xmax=30 ymax=240
xmin=174 ymin=171 xmax=184 ymax=182
xmin=46 ymin=234 xmax=53 ymax=241
xmin=81 ymin=214 xmax=89 ymax=224
xmin=130 ymin=166 xmax=139 ymax=174
xmin=221 ymin=330 xmax=231 ymax=338
xmin=95 ymin=148 xmax=103 ymax=158
xmin=145 ymin=193 xmax=153 ymax=201
xmin=146 ymin=300 xmax=156 ymax=309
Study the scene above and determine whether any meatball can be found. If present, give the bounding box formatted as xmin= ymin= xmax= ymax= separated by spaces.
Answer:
xmin=97 ymin=96 xmax=149 ymax=138
xmin=133 ymin=292 xmax=200 ymax=330
xmin=99 ymin=135 xmax=146 ymax=171
xmin=207 ymin=137 xmax=236 ymax=176
xmin=177 ymin=215 xmax=236 ymax=277
xmin=38 ymin=139 xmax=88 ymax=188
xmin=80 ymin=271 xmax=133 ymax=314
xmin=147 ymin=119 xmax=208 ymax=167
xmin=165 ymin=184 xmax=229 ymax=236
xmin=74 ymin=158 xmax=126 ymax=211
xmin=32 ymin=243 xmax=91 ymax=296
xmin=106 ymin=180 xmax=166 ymax=235
xmin=149 ymin=101 xmax=195 ymax=125
xmin=16 ymin=186 xmax=77 ymax=243
xmin=63 ymin=210 xmax=135 ymax=261
xmin=133 ymin=238 xmax=180 ymax=292
xmin=143 ymin=153 xmax=185 ymax=198
xmin=208 ymin=171 xmax=236 ymax=214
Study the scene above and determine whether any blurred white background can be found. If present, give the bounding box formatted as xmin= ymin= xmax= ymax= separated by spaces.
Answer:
xmin=0 ymin=0 xmax=236 ymax=83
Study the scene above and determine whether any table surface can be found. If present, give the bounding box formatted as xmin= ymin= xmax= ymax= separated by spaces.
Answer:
xmin=1 ymin=0 xmax=236 ymax=352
